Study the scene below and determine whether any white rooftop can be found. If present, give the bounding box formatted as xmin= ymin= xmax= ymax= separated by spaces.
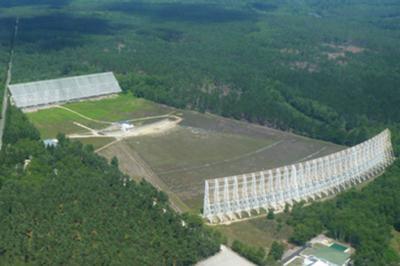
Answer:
xmin=196 ymin=245 xmax=255 ymax=266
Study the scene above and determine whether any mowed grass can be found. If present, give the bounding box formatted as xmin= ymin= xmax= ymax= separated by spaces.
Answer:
xmin=215 ymin=213 xmax=293 ymax=251
xmin=390 ymin=229 xmax=400 ymax=254
xmin=126 ymin=110 xmax=343 ymax=211
xmin=27 ymin=107 xmax=105 ymax=138
xmin=126 ymin=126 xmax=275 ymax=210
xmin=128 ymin=127 xmax=273 ymax=172
xmin=64 ymin=93 xmax=171 ymax=122
xmin=27 ymin=93 xmax=173 ymax=138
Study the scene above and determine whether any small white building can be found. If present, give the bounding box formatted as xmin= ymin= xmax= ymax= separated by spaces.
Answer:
xmin=120 ymin=123 xmax=134 ymax=132
xmin=43 ymin=139 xmax=59 ymax=147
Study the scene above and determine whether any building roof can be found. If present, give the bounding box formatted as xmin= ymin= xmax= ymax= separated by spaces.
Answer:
xmin=43 ymin=139 xmax=59 ymax=147
xmin=9 ymin=72 xmax=121 ymax=108
xmin=302 ymin=244 xmax=350 ymax=266
xmin=196 ymin=245 xmax=255 ymax=266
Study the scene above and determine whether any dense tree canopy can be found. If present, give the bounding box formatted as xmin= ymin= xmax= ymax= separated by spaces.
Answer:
xmin=288 ymin=160 xmax=400 ymax=265
xmin=0 ymin=0 xmax=399 ymax=264
xmin=0 ymin=107 xmax=222 ymax=265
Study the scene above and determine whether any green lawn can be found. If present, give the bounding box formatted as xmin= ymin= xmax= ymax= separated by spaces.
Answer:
xmin=27 ymin=93 xmax=172 ymax=138
xmin=390 ymin=230 xmax=400 ymax=254
xmin=63 ymin=93 xmax=154 ymax=122
xmin=215 ymin=213 xmax=293 ymax=251
xmin=127 ymin=126 xmax=275 ymax=210
xmin=27 ymin=107 xmax=105 ymax=138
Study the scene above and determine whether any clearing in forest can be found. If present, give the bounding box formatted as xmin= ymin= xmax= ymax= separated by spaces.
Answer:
xmin=27 ymin=93 xmax=343 ymax=211
xmin=26 ymin=93 xmax=344 ymax=246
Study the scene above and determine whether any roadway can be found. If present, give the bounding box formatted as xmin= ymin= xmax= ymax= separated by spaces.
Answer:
xmin=0 ymin=17 xmax=18 ymax=150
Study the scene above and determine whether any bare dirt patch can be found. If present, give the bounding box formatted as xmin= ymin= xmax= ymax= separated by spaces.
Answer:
xmin=290 ymin=61 xmax=318 ymax=73
xmin=323 ymin=43 xmax=365 ymax=62
xmin=280 ymin=48 xmax=300 ymax=55
xmin=67 ymin=115 xmax=182 ymax=140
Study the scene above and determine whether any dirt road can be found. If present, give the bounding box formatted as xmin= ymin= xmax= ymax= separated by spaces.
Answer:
xmin=68 ymin=116 xmax=182 ymax=140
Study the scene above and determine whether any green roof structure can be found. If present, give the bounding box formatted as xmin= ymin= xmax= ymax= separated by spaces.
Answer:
xmin=302 ymin=244 xmax=351 ymax=266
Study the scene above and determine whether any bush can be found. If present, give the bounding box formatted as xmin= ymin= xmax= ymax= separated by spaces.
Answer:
xmin=267 ymin=208 xmax=275 ymax=220
xmin=231 ymin=240 xmax=266 ymax=266
xmin=268 ymin=241 xmax=284 ymax=261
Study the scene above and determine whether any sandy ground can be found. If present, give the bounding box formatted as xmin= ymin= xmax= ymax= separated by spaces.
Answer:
xmin=67 ymin=115 xmax=182 ymax=140
xmin=195 ymin=245 xmax=255 ymax=266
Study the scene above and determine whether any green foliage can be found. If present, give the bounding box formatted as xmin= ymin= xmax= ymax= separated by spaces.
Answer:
xmin=0 ymin=105 xmax=222 ymax=265
xmin=111 ymin=156 xmax=119 ymax=168
xmin=267 ymin=208 xmax=275 ymax=220
xmin=4 ymin=0 xmax=398 ymax=149
xmin=288 ymin=160 xmax=400 ymax=265
xmin=231 ymin=240 xmax=266 ymax=266
xmin=284 ymin=203 xmax=290 ymax=213
xmin=268 ymin=241 xmax=284 ymax=261
xmin=0 ymin=1 xmax=399 ymax=264
xmin=3 ymin=105 xmax=40 ymax=145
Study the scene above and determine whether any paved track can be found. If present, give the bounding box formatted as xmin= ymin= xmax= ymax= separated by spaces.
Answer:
xmin=0 ymin=17 xmax=18 ymax=150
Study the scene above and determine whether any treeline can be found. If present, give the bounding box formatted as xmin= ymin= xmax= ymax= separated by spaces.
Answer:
xmin=0 ymin=16 xmax=15 ymax=118
xmin=119 ymin=72 xmax=375 ymax=147
xmin=287 ymin=160 xmax=400 ymax=265
xmin=231 ymin=240 xmax=284 ymax=266
xmin=117 ymin=56 xmax=400 ymax=266
xmin=3 ymin=1 xmax=400 ymax=264
xmin=0 ymin=106 xmax=222 ymax=265
xmin=6 ymin=0 xmax=399 ymax=150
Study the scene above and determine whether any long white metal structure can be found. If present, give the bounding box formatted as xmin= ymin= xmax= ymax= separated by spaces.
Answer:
xmin=9 ymin=72 xmax=121 ymax=108
xmin=203 ymin=129 xmax=395 ymax=223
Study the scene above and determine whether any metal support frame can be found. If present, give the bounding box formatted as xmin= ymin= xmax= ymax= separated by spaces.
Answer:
xmin=203 ymin=129 xmax=395 ymax=223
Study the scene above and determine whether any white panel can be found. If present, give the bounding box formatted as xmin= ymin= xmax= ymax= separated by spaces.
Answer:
xmin=9 ymin=72 xmax=122 ymax=108
xmin=203 ymin=129 xmax=395 ymax=223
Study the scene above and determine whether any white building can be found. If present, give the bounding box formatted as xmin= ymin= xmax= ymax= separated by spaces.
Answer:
xmin=120 ymin=123 xmax=134 ymax=132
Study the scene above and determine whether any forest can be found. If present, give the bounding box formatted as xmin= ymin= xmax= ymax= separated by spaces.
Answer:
xmin=288 ymin=159 xmax=400 ymax=265
xmin=0 ymin=0 xmax=399 ymax=265
xmin=0 ymin=105 xmax=223 ymax=264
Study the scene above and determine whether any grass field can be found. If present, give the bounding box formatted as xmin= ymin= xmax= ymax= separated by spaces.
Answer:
xmin=391 ymin=230 xmax=400 ymax=254
xmin=26 ymin=93 xmax=172 ymax=138
xmin=27 ymin=107 xmax=105 ymax=138
xmin=27 ymin=94 xmax=344 ymax=250
xmin=63 ymin=93 xmax=169 ymax=121
xmin=216 ymin=213 xmax=293 ymax=249
xmin=122 ymin=110 xmax=343 ymax=211
xmin=26 ymin=94 xmax=344 ymax=212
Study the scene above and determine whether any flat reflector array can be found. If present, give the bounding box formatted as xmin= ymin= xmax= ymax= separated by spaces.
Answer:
xmin=9 ymin=72 xmax=121 ymax=108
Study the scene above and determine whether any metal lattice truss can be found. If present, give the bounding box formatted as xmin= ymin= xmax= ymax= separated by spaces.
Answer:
xmin=203 ymin=129 xmax=395 ymax=223
xmin=9 ymin=72 xmax=121 ymax=108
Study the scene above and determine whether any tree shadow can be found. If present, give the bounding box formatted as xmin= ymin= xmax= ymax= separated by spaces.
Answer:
xmin=250 ymin=2 xmax=278 ymax=12
xmin=107 ymin=1 xmax=256 ymax=23
xmin=0 ymin=0 xmax=71 ymax=8
xmin=15 ymin=14 xmax=126 ymax=50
